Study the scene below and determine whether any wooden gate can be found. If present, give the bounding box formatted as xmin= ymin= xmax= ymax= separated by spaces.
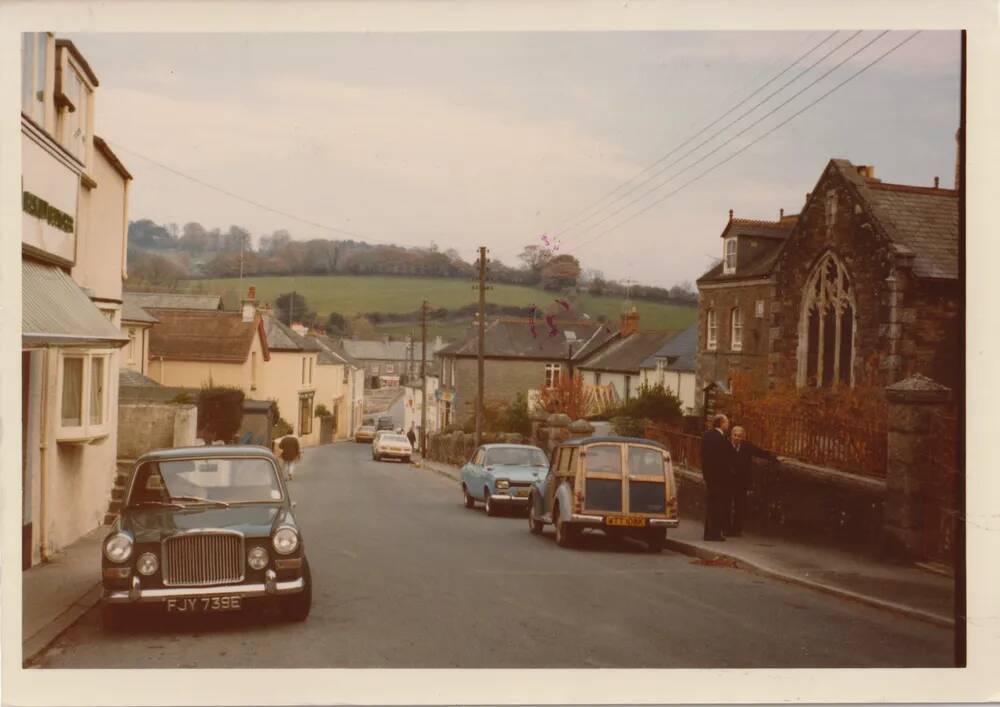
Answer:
xmin=319 ymin=415 xmax=335 ymax=445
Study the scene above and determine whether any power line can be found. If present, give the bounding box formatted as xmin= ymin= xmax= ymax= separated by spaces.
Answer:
xmin=547 ymin=30 xmax=840 ymax=241
xmin=562 ymin=30 xmax=868 ymax=243
xmin=564 ymin=30 xmax=889 ymax=248
xmin=106 ymin=140 xmax=394 ymax=245
xmin=567 ymin=31 xmax=922 ymax=255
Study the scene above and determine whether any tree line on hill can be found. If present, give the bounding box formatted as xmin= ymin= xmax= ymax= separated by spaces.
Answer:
xmin=126 ymin=219 xmax=697 ymax=305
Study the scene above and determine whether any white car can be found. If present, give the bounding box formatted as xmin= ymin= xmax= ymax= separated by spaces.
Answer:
xmin=373 ymin=433 xmax=413 ymax=463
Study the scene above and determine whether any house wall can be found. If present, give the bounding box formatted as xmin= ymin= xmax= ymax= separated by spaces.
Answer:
xmin=898 ymin=278 xmax=961 ymax=391
xmin=639 ymin=367 xmax=697 ymax=414
xmin=448 ymin=356 xmax=562 ymax=424
xmin=151 ymin=357 xmax=250 ymax=390
xmin=118 ymin=402 xmax=197 ymax=460
xmin=696 ymin=281 xmax=774 ymax=397
xmin=580 ymin=369 xmax=633 ymax=404
xmin=254 ymin=350 xmax=320 ymax=446
xmin=72 ymin=146 xmax=128 ymax=302
xmin=121 ymin=323 xmax=151 ymax=375
xmin=313 ymin=361 xmax=345 ymax=443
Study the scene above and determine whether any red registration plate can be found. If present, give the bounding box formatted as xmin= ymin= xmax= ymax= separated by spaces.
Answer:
xmin=166 ymin=595 xmax=242 ymax=613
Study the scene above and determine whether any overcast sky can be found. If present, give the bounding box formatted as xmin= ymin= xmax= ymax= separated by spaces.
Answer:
xmin=67 ymin=31 xmax=960 ymax=287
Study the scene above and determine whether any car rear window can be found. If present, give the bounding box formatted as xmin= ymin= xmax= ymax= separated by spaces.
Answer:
xmin=628 ymin=446 xmax=665 ymax=477
xmin=585 ymin=445 xmax=622 ymax=476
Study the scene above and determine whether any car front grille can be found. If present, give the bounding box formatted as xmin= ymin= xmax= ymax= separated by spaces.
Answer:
xmin=162 ymin=532 xmax=245 ymax=587
xmin=509 ymin=481 xmax=532 ymax=488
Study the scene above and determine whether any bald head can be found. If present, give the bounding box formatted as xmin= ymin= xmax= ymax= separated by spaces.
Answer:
xmin=712 ymin=414 xmax=730 ymax=432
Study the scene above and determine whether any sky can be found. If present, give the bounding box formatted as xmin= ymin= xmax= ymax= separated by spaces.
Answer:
xmin=66 ymin=31 xmax=960 ymax=288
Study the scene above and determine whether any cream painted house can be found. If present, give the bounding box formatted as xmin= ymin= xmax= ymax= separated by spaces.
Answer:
xmin=120 ymin=295 xmax=157 ymax=376
xmin=21 ymin=33 xmax=132 ymax=566
xmin=145 ymin=305 xmax=270 ymax=393
xmin=638 ymin=324 xmax=698 ymax=415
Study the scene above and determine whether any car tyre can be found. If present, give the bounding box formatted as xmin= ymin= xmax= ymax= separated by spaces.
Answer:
xmin=463 ymin=485 xmax=476 ymax=509
xmin=554 ymin=504 xmax=576 ymax=548
xmin=101 ymin=603 xmax=128 ymax=632
xmin=527 ymin=496 xmax=544 ymax=535
xmin=484 ymin=489 xmax=499 ymax=517
xmin=279 ymin=558 xmax=312 ymax=622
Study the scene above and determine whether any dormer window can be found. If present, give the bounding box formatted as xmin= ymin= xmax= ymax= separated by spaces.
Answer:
xmin=723 ymin=237 xmax=737 ymax=274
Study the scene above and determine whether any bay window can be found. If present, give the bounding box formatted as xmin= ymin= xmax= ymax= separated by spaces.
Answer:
xmin=21 ymin=33 xmax=48 ymax=125
xmin=61 ymin=356 xmax=84 ymax=427
xmin=58 ymin=350 xmax=110 ymax=440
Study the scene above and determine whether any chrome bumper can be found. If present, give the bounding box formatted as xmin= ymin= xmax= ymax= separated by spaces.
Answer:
xmin=490 ymin=493 xmax=531 ymax=503
xmin=570 ymin=513 xmax=679 ymax=528
xmin=104 ymin=571 xmax=305 ymax=605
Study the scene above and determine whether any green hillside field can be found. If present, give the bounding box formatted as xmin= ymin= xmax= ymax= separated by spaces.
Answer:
xmin=179 ymin=274 xmax=697 ymax=340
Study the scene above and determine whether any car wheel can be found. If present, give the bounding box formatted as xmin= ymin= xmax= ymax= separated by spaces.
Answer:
xmin=484 ymin=489 xmax=499 ymax=517
xmin=554 ymin=504 xmax=576 ymax=548
xmin=646 ymin=528 xmax=666 ymax=554
xmin=279 ymin=558 xmax=312 ymax=622
xmin=527 ymin=496 xmax=544 ymax=535
xmin=404 ymin=456 xmax=412 ymax=463
xmin=101 ymin=603 xmax=127 ymax=632
xmin=463 ymin=485 xmax=476 ymax=508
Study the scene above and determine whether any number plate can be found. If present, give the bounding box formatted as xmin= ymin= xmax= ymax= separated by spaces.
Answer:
xmin=605 ymin=515 xmax=647 ymax=527
xmin=165 ymin=595 xmax=242 ymax=613
xmin=514 ymin=488 xmax=530 ymax=497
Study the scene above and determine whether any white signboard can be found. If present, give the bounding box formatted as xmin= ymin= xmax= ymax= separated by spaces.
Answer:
xmin=21 ymin=130 xmax=79 ymax=265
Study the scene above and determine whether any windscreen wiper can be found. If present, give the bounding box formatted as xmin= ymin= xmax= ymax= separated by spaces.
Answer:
xmin=169 ymin=495 xmax=231 ymax=508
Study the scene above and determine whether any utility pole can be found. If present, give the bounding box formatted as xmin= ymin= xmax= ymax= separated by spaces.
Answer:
xmin=420 ymin=301 xmax=428 ymax=454
xmin=474 ymin=246 xmax=488 ymax=446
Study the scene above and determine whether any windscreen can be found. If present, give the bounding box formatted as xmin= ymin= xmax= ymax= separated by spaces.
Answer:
xmin=130 ymin=458 xmax=283 ymax=506
xmin=485 ymin=447 xmax=548 ymax=467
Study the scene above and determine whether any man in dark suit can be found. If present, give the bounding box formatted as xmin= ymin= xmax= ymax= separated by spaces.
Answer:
xmin=700 ymin=414 xmax=734 ymax=541
xmin=727 ymin=426 xmax=778 ymax=537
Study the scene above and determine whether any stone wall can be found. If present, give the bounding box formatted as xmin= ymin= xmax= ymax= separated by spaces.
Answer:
xmin=675 ymin=457 xmax=886 ymax=554
xmin=449 ymin=356 xmax=557 ymax=425
xmin=697 ymin=281 xmax=774 ymax=398
xmin=118 ymin=401 xmax=197 ymax=461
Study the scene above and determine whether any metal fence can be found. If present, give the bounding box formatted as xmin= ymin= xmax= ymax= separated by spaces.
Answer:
xmin=645 ymin=424 xmax=702 ymax=470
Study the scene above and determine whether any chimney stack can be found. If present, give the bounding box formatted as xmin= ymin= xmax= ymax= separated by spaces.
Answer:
xmin=241 ymin=286 xmax=257 ymax=323
xmin=728 ymin=209 xmax=733 ymax=222
xmin=620 ymin=305 xmax=640 ymax=337
xmin=934 ymin=176 xmax=940 ymax=189
xmin=856 ymin=165 xmax=875 ymax=180
xmin=780 ymin=208 xmax=784 ymax=219
xmin=955 ymin=127 xmax=961 ymax=191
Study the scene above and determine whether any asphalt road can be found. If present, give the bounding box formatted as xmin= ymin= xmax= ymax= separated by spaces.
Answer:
xmin=33 ymin=441 xmax=954 ymax=668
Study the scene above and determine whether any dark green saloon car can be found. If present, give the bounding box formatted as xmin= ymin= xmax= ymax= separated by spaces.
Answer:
xmin=101 ymin=446 xmax=312 ymax=629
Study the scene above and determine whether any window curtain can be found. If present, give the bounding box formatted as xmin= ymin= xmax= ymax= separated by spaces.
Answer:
xmin=61 ymin=357 xmax=84 ymax=426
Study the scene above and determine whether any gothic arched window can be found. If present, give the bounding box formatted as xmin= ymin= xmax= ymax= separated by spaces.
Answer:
xmin=796 ymin=252 xmax=855 ymax=388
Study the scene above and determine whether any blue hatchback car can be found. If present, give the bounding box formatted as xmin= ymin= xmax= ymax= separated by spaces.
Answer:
xmin=460 ymin=444 xmax=550 ymax=516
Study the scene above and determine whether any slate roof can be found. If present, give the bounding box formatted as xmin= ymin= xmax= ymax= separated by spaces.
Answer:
xmin=342 ymin=337 xmax=447 ymax=361
xmin=119 ymin=368 xmax=161 ymax=387
xmin=311 ymin=335 xmax=363 ymax=368
xmin=639 ymin=323 xmax=698 ymax=372
xmin=121 ymin=295 xmax=159 ymax=324
xmin=577 ymin=330 xmax=680 ymax=374
xmin=126 ymin=292 xmax=223 ymax=311
xmin=147 ymin=309 xmax=266 ymax=363
xmin=697 ymin=216 xmax=797 ymax=285
xmin=833 ymin=160 xmax=959 ymax=280
xmin=440 ymin=318 xmax=604 ymax=360
xmin=261 ymin=313 xmax=321 ymax=352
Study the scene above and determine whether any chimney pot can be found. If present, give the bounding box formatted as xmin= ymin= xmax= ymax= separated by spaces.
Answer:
xmin=934 ymin=176 xmax=940 ymax=189
xmin=728 ymin=209 xmax=733 ymax=222
xmin=780 ymin=208 xmax=784 ymax=219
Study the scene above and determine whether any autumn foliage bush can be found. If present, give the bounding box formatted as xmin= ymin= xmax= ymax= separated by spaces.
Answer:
xmin=539 ymin=373 xmax=593 ymax=420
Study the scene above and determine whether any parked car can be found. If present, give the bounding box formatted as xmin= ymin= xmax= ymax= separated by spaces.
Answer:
xmin=100 ymin=446 xmax=312 ymax=630
xmin=461 ymin=444 xmax=549 ymax=516
xmin=526 ymin=436 xmax=678 ymax=552
xmin=373 ymin=433 xmax=413 ymax=462
xmin=355 ymin=424 xmax=377 ymax=442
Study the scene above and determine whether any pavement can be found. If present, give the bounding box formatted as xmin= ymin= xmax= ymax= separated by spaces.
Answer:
xmin=416 ymin=457 xmax=956 ymax=628
xmin=26 ymin=442 xmax=955 ymax=669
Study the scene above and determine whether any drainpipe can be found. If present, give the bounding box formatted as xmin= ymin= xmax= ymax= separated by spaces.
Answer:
xmin=38 ymin=347 xmax=51 ymax=562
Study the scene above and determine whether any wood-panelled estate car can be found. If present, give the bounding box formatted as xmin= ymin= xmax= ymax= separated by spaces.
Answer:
xmin=527 ymin=436 xmax=679 ymax=552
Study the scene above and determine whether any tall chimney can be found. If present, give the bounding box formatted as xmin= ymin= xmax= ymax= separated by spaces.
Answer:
xmin=955 ymin=128 xmax=961 ymax=191
xmin=241 ymin=286 xmax=257 ymax=323
xmin=620 ymin=305 xmax=640 ymax=337
xmin=728 ymin=209 xmax=733 ymax=222
xmin=780 ymin=208 xmax=784 ymax=219
xmin=934 ymin=176 xmax=940 ymax=189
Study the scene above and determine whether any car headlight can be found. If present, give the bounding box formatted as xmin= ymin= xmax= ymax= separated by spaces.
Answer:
xmin=104 ymin=533 xmax=134 ymax=563
xmin=272 ymin=527 xmax=299 ymax=555
xmin=495 ymin=479 xmax=510 ymax=490
xmin=248 ymin=546 xmax=269 ymax=570
xmin=136 ymin=552 xmax=159 ymax=576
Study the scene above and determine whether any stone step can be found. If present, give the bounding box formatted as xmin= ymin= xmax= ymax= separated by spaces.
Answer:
xmin=108 ymin=500 xmax=122 ymax=513
xmin=103 ymin=513 xmax=117 ymax=526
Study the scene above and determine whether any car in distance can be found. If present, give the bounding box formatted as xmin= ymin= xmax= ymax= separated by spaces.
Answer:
xmin=526 ymin=436 xmax=678 ymax=552
xmin=355 ymin=423 xmax=377 ymax=443
xmin=373 ymin=432 xmax=413 ymax=462
xmin=375 ymin=416 xmax=395 ymax=431
xmin=101 ymin=446 xmax=311 ymax=629
xmin=461 ymin=444 xmax=549 ymax=516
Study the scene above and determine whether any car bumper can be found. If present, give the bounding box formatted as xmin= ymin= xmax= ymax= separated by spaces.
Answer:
xmin=103 ymin=571 xmax=305 ymax=605
xmin=490 ymin=492 xmax=531 ymax=505
xmin=570 ymin=513 xmax=680 ymax=528
xmin=376 ymin=450 xmax=411 ymax=458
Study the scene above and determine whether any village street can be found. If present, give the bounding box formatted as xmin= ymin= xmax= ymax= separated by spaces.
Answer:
xmin=33 ymin=441 xmax=952 ymax=669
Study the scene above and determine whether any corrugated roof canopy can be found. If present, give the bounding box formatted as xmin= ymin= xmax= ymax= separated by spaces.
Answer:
xmin=23 ymin=260 xmax=129 ymax=348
